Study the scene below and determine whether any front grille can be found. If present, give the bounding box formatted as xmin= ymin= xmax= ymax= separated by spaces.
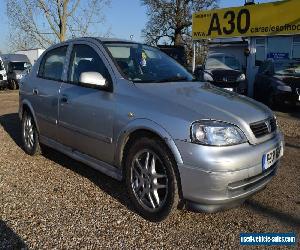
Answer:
xmin=269 ymin=118 xmax=277 ymax=131
xmin=250 ymin=117 xmax=277 ymax=138
xmin=213 ymin=75 xmax=237 ymax=83
xmin=213 ymin=82 xmax=238 ymax=88
xmin=227 ymin=75 xmax=237 ymax=82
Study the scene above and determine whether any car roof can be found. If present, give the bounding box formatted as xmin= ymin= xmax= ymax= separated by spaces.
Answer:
xmin=0 ymin=54 xmax=30 ymax=63
xmin=97 ymin=37 xmax=135 ymax=43
xmin=65 ymin=37 xmax=140 ymax=44
xmin=45 ymin=37 xmax=157 ymax=56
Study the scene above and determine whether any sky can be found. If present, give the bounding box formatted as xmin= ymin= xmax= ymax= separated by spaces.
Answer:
xmin=0 ymin=0 xmax=275 ymax=53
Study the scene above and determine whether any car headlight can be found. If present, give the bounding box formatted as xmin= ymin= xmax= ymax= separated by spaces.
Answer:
xmin=203 ymin=72 xmax=213 ymax=82
xmin=191 ymin=120 xmax=247 ymax=146
xmin=236 ymin=73 xmax=246 ymax=82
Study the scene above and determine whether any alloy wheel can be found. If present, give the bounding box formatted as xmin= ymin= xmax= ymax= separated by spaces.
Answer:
xmin=130 ymin=149 xmax=168 ymax=212
xmin=23 ymin=114 xmax=35 ymax=149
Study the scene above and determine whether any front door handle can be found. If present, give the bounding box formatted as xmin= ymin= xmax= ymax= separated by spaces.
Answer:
xmin=60 ymin=95 xmax=68 ymax=104
xmin=33 ymin=88 xmax=39 ymax=95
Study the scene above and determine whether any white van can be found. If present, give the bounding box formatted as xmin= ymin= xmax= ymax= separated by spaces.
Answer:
xmin=0 ymin=57 xmax=8 ymax=89
xmin=1 ymin=54 xmax=31 ymax=89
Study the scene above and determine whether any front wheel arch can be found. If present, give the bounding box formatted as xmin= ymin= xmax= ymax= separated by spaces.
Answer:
xmin=121 ymin=129 xmax=184 ymax=204
xmin=115 ymin=119 xmax=183 ymax=169
xmin=21 ymin=102 xmax=40 ymax=134
xmin=21 ymin=108 xmax=41 ymax=156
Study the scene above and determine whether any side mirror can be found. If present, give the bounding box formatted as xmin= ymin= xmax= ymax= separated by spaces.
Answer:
xmin=79 ymin=72 xmax=107 ymax=89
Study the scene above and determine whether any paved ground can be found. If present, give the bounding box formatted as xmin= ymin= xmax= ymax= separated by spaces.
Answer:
xmin=0 ymin=91 xmax=299 ymax=249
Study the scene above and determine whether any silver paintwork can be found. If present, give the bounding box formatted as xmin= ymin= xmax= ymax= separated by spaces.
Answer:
xmin=19 ymin=37 xmax=284 ymax=212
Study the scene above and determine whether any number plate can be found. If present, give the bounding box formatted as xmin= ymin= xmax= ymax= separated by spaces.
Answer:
xmin=262 ymin=142 xmax=283 ymax=170
xmin=224 ymin=88 xmax=234 ymax=91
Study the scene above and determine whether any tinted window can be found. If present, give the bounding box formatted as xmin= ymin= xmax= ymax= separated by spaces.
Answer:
xmin=9 ymin=62 xmax=31 ymax=71
xmin=39 ymin=46 xmax=67 ymax=81
xmin=206 ymin=55 xmax=241 ymax=71
xmin=68 ymin=44 xmax=111 ymax=85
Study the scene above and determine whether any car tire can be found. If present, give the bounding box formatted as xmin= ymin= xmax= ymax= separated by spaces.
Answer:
xmin=21 ymin=111 xmax=41 ymax=156
xmin=125 ymin=137 xmax=180 ymax=221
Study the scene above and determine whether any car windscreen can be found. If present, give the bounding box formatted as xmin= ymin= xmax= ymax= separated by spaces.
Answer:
xmin=103 ymin=42 xmax=194 ymax=83
xmin=206 ymin=55 xmax=241 ymax=71
xmin=9 ymin=62 xmax=31 ymax=71
xmin=274 ymin=61 xmax=300 ymax=77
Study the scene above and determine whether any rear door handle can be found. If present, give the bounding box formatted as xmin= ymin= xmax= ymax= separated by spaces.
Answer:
xmin=33 ymin=88 xmax=39 ymax=95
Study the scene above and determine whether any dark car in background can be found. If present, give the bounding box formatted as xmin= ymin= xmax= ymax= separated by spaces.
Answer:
xmin=253 ymin=60 xmax=300 ymax=107
xmin=195 ymin=53 xmax=248 ymax=95
xmin=158 ymin=45 xmax=187 ymax=67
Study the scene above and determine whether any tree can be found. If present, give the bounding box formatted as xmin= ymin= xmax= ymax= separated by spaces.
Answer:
xmin=141 ymin=0 xmax=218 ymax=46
xmin=6 ymin=0 xmax=111 ymax=50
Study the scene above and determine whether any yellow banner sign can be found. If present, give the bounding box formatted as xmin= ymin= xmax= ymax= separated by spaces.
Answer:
xmin=192 ymin=0 xmax=300 ymax=40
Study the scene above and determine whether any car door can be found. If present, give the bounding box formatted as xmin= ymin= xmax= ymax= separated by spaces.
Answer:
xmin=58 ymin=42 xmax=116 ymax=165
xmin=31 ymin=45 xmax=68 ymax=140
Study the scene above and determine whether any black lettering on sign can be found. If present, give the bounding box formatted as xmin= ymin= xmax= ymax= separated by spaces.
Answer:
xmin=208 ymin=13 xmax=222 ymax=35
xmin=223 ymin=11 xmax=235 ymax=35
xmin=206 ymin=8 xmax=251 ymax=37
xmin=237 ymin=9 xmax=250 ymax=34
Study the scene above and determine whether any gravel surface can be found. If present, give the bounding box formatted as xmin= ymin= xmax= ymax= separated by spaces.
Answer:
xmin=0 ymin=91 xmax=299 ymax=249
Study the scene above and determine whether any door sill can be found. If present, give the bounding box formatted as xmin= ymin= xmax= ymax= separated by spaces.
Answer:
xmin=40 ymin=136 xmax=123 ymax=181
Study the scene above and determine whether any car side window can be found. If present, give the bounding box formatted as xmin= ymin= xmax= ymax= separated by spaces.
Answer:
xmin=68 ymin=44 xmax=111 ymax=86
xmin=38 ymin=46 xmax=67 ymax=81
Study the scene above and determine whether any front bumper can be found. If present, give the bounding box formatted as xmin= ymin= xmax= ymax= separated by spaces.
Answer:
xmin=176 ymin=131 xmax=284 ymax=212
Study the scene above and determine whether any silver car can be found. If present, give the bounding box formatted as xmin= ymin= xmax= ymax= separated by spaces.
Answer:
xmin=19 ymin=38 xmax=284 ymax=221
